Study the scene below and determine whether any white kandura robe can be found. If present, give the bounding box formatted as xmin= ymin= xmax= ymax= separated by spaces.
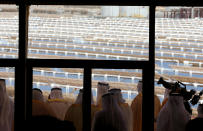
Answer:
xmin=157 ymin=95 xmax=190 ymax=131
xmin=92 ymin=93 xmax=127 ymax=131
xmin=0 ymin=80 xmax=14 ymax=131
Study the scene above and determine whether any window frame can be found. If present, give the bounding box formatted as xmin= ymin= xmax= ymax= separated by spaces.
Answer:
xmin=0 ymin=1 xmax=201 ymax=131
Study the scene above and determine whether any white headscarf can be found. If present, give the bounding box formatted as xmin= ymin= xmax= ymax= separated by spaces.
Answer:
xmin=109 ymin=88 xmax=133 ymax=131
xmin=108 ymin=88 xmax=125 ymax=103
xmin=157 ymin=95 xmax=190 ymax=131
xmin=32 ymin=88 xmax=44 ymax=102
xmin=0 ymin=79 xmax=14 ymax=131
xmin=75 ymin=89 xmax=83 ymax=104
xmin=137 ymin=80 xmax=142 ymax=93
xmin=49 ymin=87 xmax=63 ymax=99
xmin=92 ymin=93 xmax=127 ymax=131
xmin=96 ymin=82 xmax=109 ymax=105
xmin=75 ymin=89 xmax=95 ymax=105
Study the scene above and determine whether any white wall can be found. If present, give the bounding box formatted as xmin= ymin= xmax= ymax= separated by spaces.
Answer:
xmin=101 ymin=6 xmax=149 ymax=18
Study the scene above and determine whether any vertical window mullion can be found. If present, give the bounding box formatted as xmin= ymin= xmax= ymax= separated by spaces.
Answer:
xmin=142 ymin=5 xmax=155 ymax=131
xmin=15 ymin=3 xmax=29 ymax=131
xmin=82 ymin=67 xmax=92 ymax=131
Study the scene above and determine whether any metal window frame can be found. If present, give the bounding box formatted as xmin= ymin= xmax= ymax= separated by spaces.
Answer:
xmin=0 ymin=1 xmax=202 ymax=131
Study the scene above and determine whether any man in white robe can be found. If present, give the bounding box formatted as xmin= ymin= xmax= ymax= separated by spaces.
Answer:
xmin=32 ymin=88 xmax=56 ymax=117
xmin=47 ymin=87 xmax=71 ymax=120
xmin=161 ymin=88 xmax=171 ymax=108
xmin=32 ymin=88 xmax=44 ymax=102
xmin=109 ymin=88 xmax=133 ymax=131
xmin=157 ymin=93 xmax=190 ymax=131
xmin=92 ymin=93 xmax=127 ymax=131
xmin=131 ymin=80 xmax=161 ymax=131
xmin=0 ymin=79 xmax=14 ymax=131
xmin=96 ymin=82 xmax=110 ymax=107
xmin=65 ymin=89 xmax=100 ymax=131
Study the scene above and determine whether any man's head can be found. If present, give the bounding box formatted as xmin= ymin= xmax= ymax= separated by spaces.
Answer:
xmin=108 ymin=88 xmax=125 ymax=103
xmin=32 ymin=88 xmax=44 ymax=101
xmin=97 ymin=82 xmax=110 ymax=90
xmin=101 ymin=93 xmax=114 ymax=110
xmin=75 ymin=89 xmax=83 ymax=104
xmin=49 ymin=87 xmax=63 ymax=99
xmin=97 ymin=82 xmax=110 ymax=104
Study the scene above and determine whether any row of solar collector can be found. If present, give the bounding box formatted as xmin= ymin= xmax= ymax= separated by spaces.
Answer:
xmin=0 ymin=49 xmax=202 ymax=68
xmin=1 ymin=29 xmax=202 ymax=43
xmin=0 ymin=20 xmax=202 ymax=34
xmin=1 ymin=22 xmax=201 ymax=35
xmin=1 ymin=36 xmax=203 ymax=52
xmin=2 ymin=66 xmax=203 ymax=91
xmin=0 ymin=18 xmax=201 ymax=30
xmin=0 ymin=17 xmax=150 ymax=23
xmin=0 ymin=20 xmax=201 ymax=34
xmin=1 ymin=76 xmax=141 ymax=100
xmin=0 ymin=59 xmax=203 ymax=86
xmin=2 ymin=66 xmax=203 ymax=80
xmin=0 ymin=19 xmax=149 ymax=27
xmin=1 ymin=17 xmax=201 ymax=26
xmin=16 ymin=39 xmax=203 ymax=52
xmin=28 ymin=29 xmax=203 ymax=41
xmin=2 ymin=24 xmax=199 ymax=34
xmin=1 ymin=52 xmax=202 ymax=70
xmin=1 ymin=32 xmax=203 ymax=47
xmin=1 ymin=28 xmax=202 ymax=43
xmin=1 ymin=39 xmax=202 ymax=54
xmin=30 ymin=37 xmax=203 ymax=48
xmin=1 ymin=43 xmax=203 ymax=61
xmin=1 ymin=16 xmax=201 ymax=20
xmin=1 ymin=73 xmax=202 ymax=100
xmin=0 ymin=26 xmax=149 ymax=36
xmin=2 ymin=17 xmax=199 ymax=26
xmin=32 ymin=68 xmax=203 ymax=85
xmin=29 ymin=41 xmax=203 ymax=55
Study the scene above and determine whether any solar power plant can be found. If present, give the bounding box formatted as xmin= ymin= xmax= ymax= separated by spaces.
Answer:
xmin=0 ymin=6 xmax=203 ymax=110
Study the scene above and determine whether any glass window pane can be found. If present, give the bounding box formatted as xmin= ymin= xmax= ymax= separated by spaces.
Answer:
xmin=0 ymin=5 xmax=18 ymax=59
xmin=91 ymin=69 xmax=142 ymax=131
xmin=28 ymin=5 xmax=149 ymax=60
xmin=155 ymin=6 xmax=203 ymax=131
xmin=32 ymin=68 xmax=83 ymax=130
xmin=0 ymin=67 xmax=15 ymax=131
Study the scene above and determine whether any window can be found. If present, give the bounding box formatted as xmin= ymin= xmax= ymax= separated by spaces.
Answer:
xmin=155 ymin=6 xmax=203 ymax=118
xmin=28 ymin=5 xmax=149 ymax=61
xmin=0 ymin=4 xmax=18 ymax=58
xmin=0 ymin=1 xmax=179 ymax=131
